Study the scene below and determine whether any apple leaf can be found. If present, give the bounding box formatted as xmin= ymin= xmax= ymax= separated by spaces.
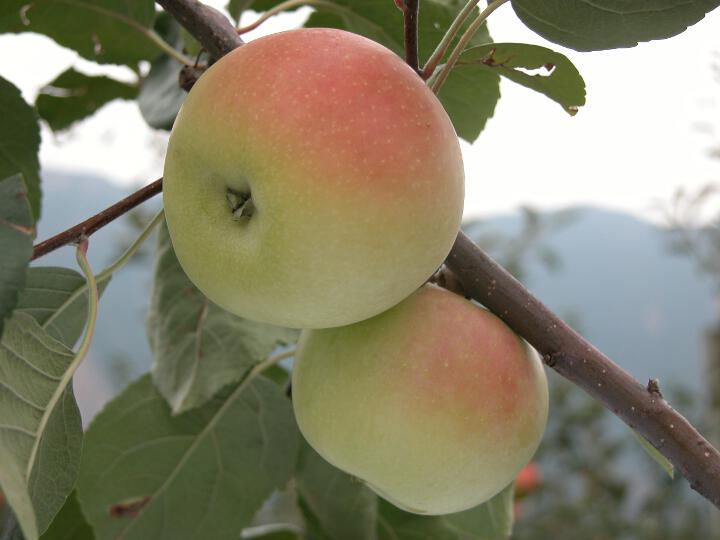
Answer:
xmin=0 ymin=174 xmax=34 ymax=338
xmin=227 ymin=0 xmax=261 ymax=23
xmin=376 ymin=483 xmax=515 ymax=540
xmin=15 ymin=267 xmax=110 ymax=349
xmin=511 ymin=0 xmax=720 ymax=52
xmin=0 ymin=312 xmax=83 ymax=540
xmin=453 ymin=43 xmax=586 ymax=116
xmin=296 ymin=443 xmax=378 ymax=540
xmin=241 ymin=485 xmax=304 ymax=539
xmin=39 ymin=491 xmax=93 ymax=540
xmin=436 ymin=64 xmax=499 ymax=144
xmin=0 ymin=78 xmax=41 ymax=221
xmin=35 ymin=69 xmax=138 ymax=132
xmin=137 ymin=13 xmax=189 ymax=130
xmin=76 ymin=373 xmax=299 ymax=540
xmin=631 ymin=429 xmax=674 ymax=479
xmin=241 ymin=529 xmax=301 ymax=540
xmin=0 ymin=0 xmax=159 ymax=65
xmin=148 ymin=223 xmax=298 ymax=415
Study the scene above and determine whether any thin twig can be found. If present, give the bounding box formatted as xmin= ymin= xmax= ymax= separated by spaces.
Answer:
xmin=40 ymin=210 xmax=165 ymax=334
xmin=429 ymin=0 xmax=508 ymax=94
xmin=422 ymin=0 xmax=480 ymax=80
xmin=237 ymin=0 xmax=337 ymax=34
xmin=32 ymin=179 xmax=163 ymax=260
xmin=26 ymin=240 xmax=99 ymax=480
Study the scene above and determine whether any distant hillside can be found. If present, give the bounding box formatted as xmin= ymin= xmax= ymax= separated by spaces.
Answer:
xmin=35 ymin=171 xmax=717 ymax=418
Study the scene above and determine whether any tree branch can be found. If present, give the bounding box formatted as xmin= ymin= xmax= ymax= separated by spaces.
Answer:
xmin=446 ymin=233 xmax=720 ymax=507
xmin=32 ymin=0 xmax=719 ymax=509
xmin=155 ymin=0 xmax=244 ymax=59
xmin=32 ymin=179 xmax=163 ymax=260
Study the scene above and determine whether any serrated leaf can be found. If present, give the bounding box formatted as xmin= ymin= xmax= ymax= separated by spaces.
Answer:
xmin=148 ymin=223 xmax=298 ymax=414
xmin=377 ymin=483 xmax=515 ymax=540
xmin=454 ymin=43 xmax=585 ymax=116
xmin=15 ymin=267 xmax=109 ymax=348
xmin=631 ymin=429 xmax=674 ymax=478
xmin=511 ymin=0 xmax=720 ymax=52
xmin=0 ymin=313 xmax=83 ymax=540
xmin=40 ymin=491 xmax=93 ymax=540
xmin=76 ymin=373 xmax=299 ymax=540
xmin=0 ymin=78 xmax=41 ymax=220
xmin=137 ymin=14 xmax=188 ymax=130
xmin=296 ymin=443 xmax=378 ymax=540
xmin=0 ymin=175 xmax=34 ymax=338
xmin=0 ymin=0 xmax=159 ymax=65
xmin=35 ymin=69 xmax=138 ymax=132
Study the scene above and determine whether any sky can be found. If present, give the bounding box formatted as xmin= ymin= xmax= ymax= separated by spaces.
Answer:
xmin=1 ymin=2 xmax=719 ymax=224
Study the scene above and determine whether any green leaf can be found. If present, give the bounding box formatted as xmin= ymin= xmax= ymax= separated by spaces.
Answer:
xmin=455 ymin=43 xmax=586 ymax=116
xmin=227 ymin=0 xmax=259 ymax=23
xmin=0 ymin=0 xmax=159 ymax=65
xmin=76 ymin=373 xmax=299 ymax=540
xmin=0 ymin=313 xmax=83 ymax=540
xmin=0 ymin=175 xmax=34 ymax=338
xmin=511 ymin=0 xmax=720 ymax=52
xmin=15 ymin=267 xmax=110 ymax=348
xmin=35 ymin=69 xmax=138 ymax=132
xmin=40 ymin=491 xmax=93 ymax=540
xmin=137 ymin=14 xmax=188 ymax=130
xmin=0 ymin=78 xmax=41 ymax=220
xmin=437 ymin=65 xmax=499 ymax=144
xmin=377 ymin=483 xmax=515 ymax=540
xmin=148 ymin=223 xmax=298 ymax=414
xmin=241 ymin=529 xmax=301 ymax=540
xmin=631 ymin=429 xmax=674 ymax=479
xmin=296 ymin=443 xmax=378 ymax=540
xmin=242 ymin=486 xmax=304 ymax=539
xmin=1 ymin=491 xmax=94 ymax=540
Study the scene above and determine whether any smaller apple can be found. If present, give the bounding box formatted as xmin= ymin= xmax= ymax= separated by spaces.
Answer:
xmin=292 ymin=284 xmax=549 ymax=515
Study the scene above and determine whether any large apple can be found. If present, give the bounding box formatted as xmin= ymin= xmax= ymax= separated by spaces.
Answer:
xmin=162 ymin=28 xmax=464 ymax=329
xmin=292 ymin=284 xmax=549 ymax=515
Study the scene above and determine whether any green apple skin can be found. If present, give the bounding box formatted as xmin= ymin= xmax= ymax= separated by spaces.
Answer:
xmin=292 ymin=284 xmax=549 ymax=515
xmin=162 ymin=28 xmax=464 ymax=329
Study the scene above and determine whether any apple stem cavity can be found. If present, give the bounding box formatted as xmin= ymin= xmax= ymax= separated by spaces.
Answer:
xmin=226 ymin=187 xmax=255 ymax=220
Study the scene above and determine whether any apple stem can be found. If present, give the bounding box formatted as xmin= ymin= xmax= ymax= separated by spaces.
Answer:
xmin=400 ymin=0 xmax=421 ymax=74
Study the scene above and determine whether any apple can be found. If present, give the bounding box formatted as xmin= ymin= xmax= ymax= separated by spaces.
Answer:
xmin=292 ymin=283 xmax=549 ymax=515
xmin=162 ymin=28 xmax=464 ymax=329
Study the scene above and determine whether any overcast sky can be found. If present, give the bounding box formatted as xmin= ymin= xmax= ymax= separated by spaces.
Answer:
xmin=1 ymin=3 xmax=718 ymax=224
